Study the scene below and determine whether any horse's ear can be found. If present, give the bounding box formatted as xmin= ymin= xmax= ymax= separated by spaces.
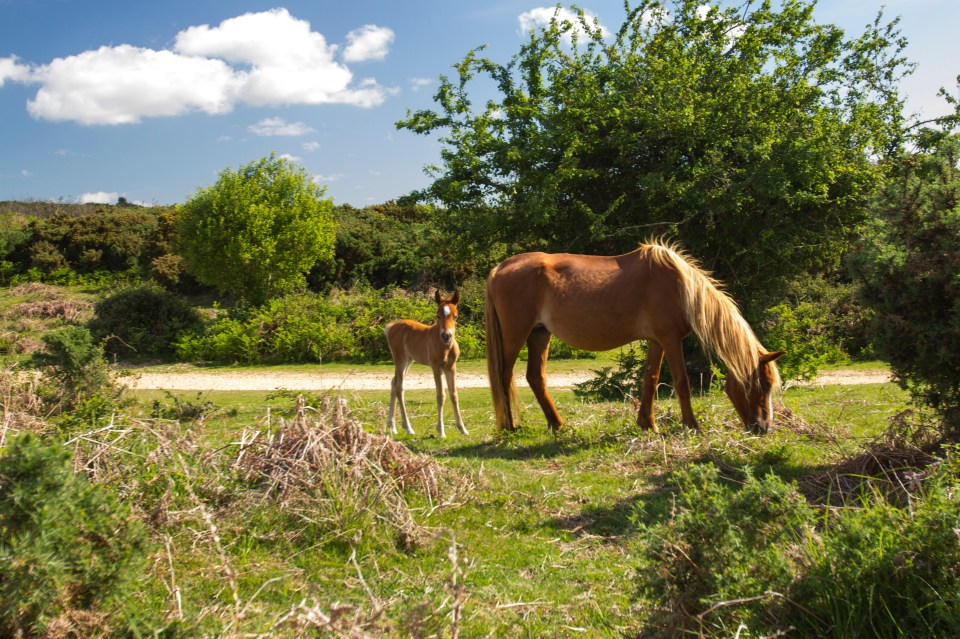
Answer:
xmin=761 ymin=351 xmax=786 ymax=364
xmin=434 ymin=289 xmax=442 ymax=304
xmin=451 ymin=289 xmax=460 ymax=305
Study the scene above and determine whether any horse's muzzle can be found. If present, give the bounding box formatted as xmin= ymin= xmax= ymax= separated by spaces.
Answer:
xmin=441 ymin=331 xmax=453 ymax=344
xmin=749 ymin=420 xmax=770 ymax=435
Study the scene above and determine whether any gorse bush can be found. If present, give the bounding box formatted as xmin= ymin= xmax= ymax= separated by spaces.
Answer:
xmin=30 ymin=325 xmax=113 ymax=411
xmin=638 ymin=455 xmax=960 ymax=638
xmin=0 ymin=433 xmax=147 ymax=638
xmin=89 ymin=281 xmax=203 ymax=358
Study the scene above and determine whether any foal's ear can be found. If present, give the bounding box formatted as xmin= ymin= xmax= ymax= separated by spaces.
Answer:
xmin=434 ymin=289 xmax=442 ymax=304
xmin=451 ymin=289 xmax=460 ymax=305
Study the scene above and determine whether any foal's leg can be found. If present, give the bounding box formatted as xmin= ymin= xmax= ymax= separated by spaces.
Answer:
xmin=445 ymin=364 xmax=468 ymax=435
xmin=526 ymin=327 xmax=564 ymax=431
xmin=390 ymin=359 xmax=415 ymax=435
xmin=638 ymin=341 xmax=664 ymax=431
xmin=432 ymin=365 xmax=447 ymax=438
xmin=662 ymin=338 xmax=699 ymax=430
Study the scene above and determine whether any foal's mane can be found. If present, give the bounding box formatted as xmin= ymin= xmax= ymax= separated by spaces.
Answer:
xmin=640 ymin=241 xmax=780 ymax=391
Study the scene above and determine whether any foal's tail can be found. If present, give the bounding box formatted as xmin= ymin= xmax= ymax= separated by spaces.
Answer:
xmin=485 ymin=273 xmax=518 ymax=431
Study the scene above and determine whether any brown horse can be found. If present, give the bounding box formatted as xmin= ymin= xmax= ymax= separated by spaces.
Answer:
xmin=485 ymin=242 xmax=784 ymax=434
xmin=385 ymin=290 xmax=468 ymax=438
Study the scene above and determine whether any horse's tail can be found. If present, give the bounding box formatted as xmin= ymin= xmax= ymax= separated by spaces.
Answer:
xmin=485 ymin=270 xmax=517 ymax=430
xmin=647 ymin=242 xmax=770 ymax=390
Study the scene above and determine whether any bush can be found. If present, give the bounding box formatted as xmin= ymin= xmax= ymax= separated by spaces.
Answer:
xmin=30 ymin=326 xmax=113 ymax=411
xmin=855 ymin=130 xmax=960 ymax=434
xmin=89 ymin=282 xmax=203 ymax=359
xmin=0 ymin=433 xmax=147 ymax=637
xmin=638 ymin=464 xmax=814 ymax=633
xmin=176 ymin=286 xmax=487 ymax=365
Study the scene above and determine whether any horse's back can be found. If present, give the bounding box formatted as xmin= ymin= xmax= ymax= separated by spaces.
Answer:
xmin=487 ymin=249 xmax=687 ymax=349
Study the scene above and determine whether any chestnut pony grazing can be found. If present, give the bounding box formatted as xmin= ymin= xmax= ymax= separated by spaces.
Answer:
xmin=485 ymin=242 xmax=784 ymax=434
xmin=385 ymin=290 xmax=468 ymax=438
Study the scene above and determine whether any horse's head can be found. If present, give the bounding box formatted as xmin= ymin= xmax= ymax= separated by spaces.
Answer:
xmin=724 ymin=350 xmax=785 ymax=435
xmin=434 ymin=289 xmax=460 ymax=345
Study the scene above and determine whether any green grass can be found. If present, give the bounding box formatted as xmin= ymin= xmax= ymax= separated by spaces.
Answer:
xmin=103 ymin=377 xmax=912 ymax=637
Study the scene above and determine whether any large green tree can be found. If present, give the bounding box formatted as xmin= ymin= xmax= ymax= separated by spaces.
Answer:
xmin=398 ymin=0 xmax=911 ymax=316
xmin=177 ymin=154 xmax=335 ymax=303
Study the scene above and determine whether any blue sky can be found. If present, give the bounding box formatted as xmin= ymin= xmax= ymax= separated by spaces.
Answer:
xmin=1 ymin=0 xmax=957 ymax=207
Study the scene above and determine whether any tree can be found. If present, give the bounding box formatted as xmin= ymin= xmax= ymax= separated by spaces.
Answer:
xmin=397 ymin=0 xmax=912 ymax=317
xmin=855 ymin=127 xmax=960 ymax=435
xmin=176 ymin=154 xmax=335 ymax=304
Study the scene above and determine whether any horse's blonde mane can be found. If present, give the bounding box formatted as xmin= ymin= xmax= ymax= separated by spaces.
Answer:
xmin=640 ymin=241 xmax=780 ymax=391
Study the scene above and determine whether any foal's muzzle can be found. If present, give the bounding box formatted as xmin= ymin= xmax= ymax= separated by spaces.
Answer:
xmin=441 ymin=331 xmax=453 ymax=344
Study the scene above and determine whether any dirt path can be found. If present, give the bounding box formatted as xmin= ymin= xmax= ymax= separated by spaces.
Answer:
xmin=121 ymin=368 xmax=892 ymax=392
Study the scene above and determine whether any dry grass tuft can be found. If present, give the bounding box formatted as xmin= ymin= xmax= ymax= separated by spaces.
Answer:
xmin=799 ymin=409 xmax=942 ymax=506
xmin=5 ymin=299 xmax=93 ymax=323
xmin=243 ymin=395 xmax=443 ymax=499
xmin=0 ymin=364 xmax=48 ymax=445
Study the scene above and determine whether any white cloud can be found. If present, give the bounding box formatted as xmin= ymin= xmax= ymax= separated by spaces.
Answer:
xmin=0 ymin=56 xmax=31 ymax=86
xmin=302 ymin=141 xmax=321 ymax=152
xmin=278 ymin=153 xmax=301 ymax=163
xmin=343 ymin=25 xmax=394 ymax=62
xmin=314 ymin=173 xmax=345 ymax=183
xmin=410 ymin=77 xmax=433 ymax=92
xmin=79 ymin=191 xmax=118 ymax=204
xmin=518 ymin=7 xmax=610 ymax=42
xmin=16 ymin=9 xmax=395 ymax=125
xmin=248 ymin=117 xmax=315 ymax=136
xmin=27 ymin=45 xmax=238 ymax=124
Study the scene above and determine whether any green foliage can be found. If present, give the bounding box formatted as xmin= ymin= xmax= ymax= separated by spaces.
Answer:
xmin=788 ymin=453 xmax=960 ymax=637
xmin=761 ymin=298 xmax=850 ymax=382
xmin=30 ymin=326 xmax=113 ymax=411
xmin=855 ymin=131 xmax=960 ymax=433
xmin=398 ymin=0 xmax=911 ymax=316
xmin=89 ymin=282 xmax=203 ymax=358
xmin=639 ymin=463 xmax=815 ymax=632
xmin=176 ymin=286 xmax=486 ymax=364
xmin=177 ymin=154 xmax=336 ymax=304
xmin=312 ymin=202 xmax=474 ymax=290
xmin=0 ymin=433 xmax=147 ymax=637
xmin=574 ymin=345 xmax=648 ymax=401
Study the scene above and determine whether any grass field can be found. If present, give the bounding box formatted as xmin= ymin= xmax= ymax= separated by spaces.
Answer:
xmin=98 ymin=373 xmax=911 ymax=638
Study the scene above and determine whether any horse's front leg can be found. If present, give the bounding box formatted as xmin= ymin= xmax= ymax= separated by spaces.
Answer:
xmin=663 ymin=338 xmax=699 ymax=430
xmin=445 ymin=364 xmax=468 ymax=435
xmin=432 ymin=366 xmax=446 ymax=438
xmin=638 ymin=341 xmax=664 ymax=432
xmin=391 ymin=361 xmax=415 ymax=435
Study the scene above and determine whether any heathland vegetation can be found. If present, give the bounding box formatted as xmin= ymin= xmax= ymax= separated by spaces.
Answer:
xmin=2 ymin=1 xmax=960 ymax=636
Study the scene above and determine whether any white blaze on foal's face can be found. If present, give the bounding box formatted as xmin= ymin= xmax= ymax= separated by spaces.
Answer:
xmin=440 ymin=303 xmax=456 ymax=342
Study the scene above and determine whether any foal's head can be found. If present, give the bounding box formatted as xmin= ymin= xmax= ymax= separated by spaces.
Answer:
xmin=724 ymin=350 xmax=784 ymax=435
xmin=434 ymin=289 xmax=460 ymax=345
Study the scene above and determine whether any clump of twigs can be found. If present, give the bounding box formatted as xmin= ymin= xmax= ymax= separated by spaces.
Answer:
xmin=238 ymin=396 xmax=445 ymax=550
xmin=0 ymin=363 xmax=48 ymax=445
xmin=799 ymin=408 xmax=942 ymax=506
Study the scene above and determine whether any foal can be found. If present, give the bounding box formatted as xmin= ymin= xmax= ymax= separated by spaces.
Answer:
xmin=384 ymin=290 xmax=468 ymax=438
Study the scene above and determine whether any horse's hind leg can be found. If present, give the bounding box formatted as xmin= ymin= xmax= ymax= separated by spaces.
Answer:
xmin=638 ymin=341 xmax=664 ymax=432
xmin=662 ymin=337 xmax=699 ymax=430
xmin=445 ymin=364 xmax=468 ymax=435
xmin=526 ymin=327 xmax=564 ymax=432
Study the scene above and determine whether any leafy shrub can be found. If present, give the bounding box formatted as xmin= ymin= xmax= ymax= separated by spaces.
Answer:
xmin=638 ymin=464 xmax=815 ymax=633
xmin=855 ymin=130 xmax=960 ymax=434
xmin=788 ymin=452 xmax=960 ymax=637
xmin=30 ymin=326 xmax=113 ymax=411
xmin=0 ymin=433 xmax=147 ymax=637
xmin=574 ymin=345 xmax=648 ymax=401
xmin=176 ymin=286 xmax=487 ymax=364
xmin=89 ymin=282 xmax=203 ymax=358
